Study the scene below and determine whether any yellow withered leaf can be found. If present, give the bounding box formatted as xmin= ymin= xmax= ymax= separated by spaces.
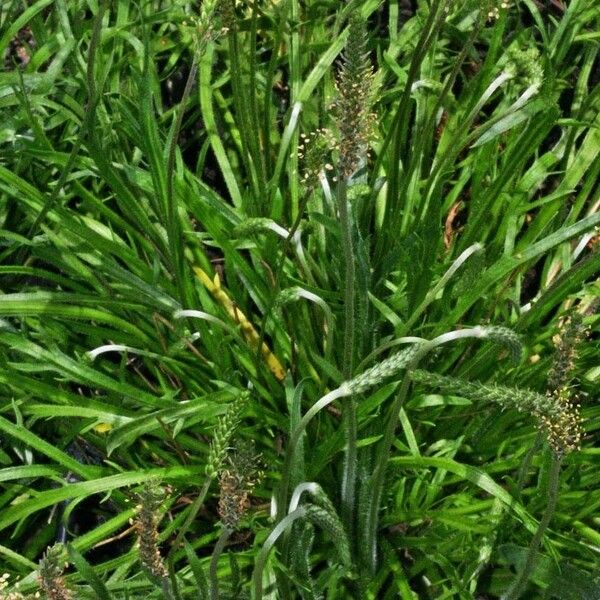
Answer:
xmin=193 ymin=266 xmax=286 ymax=381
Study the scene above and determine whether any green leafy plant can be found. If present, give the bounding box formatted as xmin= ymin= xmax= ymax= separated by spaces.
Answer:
xmin=0 ymin=0 xmax=598 ymax=598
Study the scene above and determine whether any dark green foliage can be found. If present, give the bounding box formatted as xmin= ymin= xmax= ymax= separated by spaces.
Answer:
xmin=0 ymin=0 xmax=599 ymax=598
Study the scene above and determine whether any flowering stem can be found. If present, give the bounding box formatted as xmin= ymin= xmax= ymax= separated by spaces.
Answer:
xmin=161 ymin=577 xmax=178 ymax=600
xmin=362 ymin=366 xmax=415 ymax=571
xmin=337 ymin=177 xmax=358 ymax=536
xmin=277 ymin=387 xmax=348 ymax=521
xmin=166 ymin=55 xmax=198 ymax=308
xmin=515 ymin=433 xmax=543 ymax=499
xmin=253 ymin=507 xmax=308 ymax=600
xmin=168 ymin=477 xmax=212 ymax=562
xmin=209 ymin=528 xmax=232 ymax=600
xmin=362 ymin=327 xmax=514 ymax=571
xmin=337 ymin=181 xmax=356 ymax=378
xmin=503 ymin=454 xmax=562 ymax=600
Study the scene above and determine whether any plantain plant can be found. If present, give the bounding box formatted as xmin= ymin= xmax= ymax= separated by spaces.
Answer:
xmin=0 ymin=0 xmax=598 ymax=598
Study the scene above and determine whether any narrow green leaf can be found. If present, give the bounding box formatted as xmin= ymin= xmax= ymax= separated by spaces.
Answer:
xmin=68 ymin=545 xmax=113 ymax=600
xmin=389 ymin=455 xmax=537 ymax=532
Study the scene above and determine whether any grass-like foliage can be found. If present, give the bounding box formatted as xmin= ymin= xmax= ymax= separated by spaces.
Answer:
xmin=0 ymin=0 xmax=599 ymax=598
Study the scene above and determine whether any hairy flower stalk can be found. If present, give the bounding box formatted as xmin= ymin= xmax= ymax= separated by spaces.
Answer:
xmin=413 ymin=370 xmax=507 ymax=403
xmin=410 ymin=369 xmax=582 ymax=454
xmin=334 ymin=10 xmax=377 ymax=537
xmin=277 ymin=326 xmax=520 ymax=526
xmin=409 ymin=317 xmax=587 ymax=599
xmin=276 ymin=343 xmax=421 ymax=524
xmin=360 ymin=327 xmax=523 ymax=570
xmin=346 ymin=346 xmax=421 ymax=395
xmin=303 ymin=504 xmax=352 ymax=567
xmin=504 ymin=310 xmax=591 ymax=600
xmin=38 ymin=544 xmax=72 ymax=600
xmin=253 ymin=503 xmax=352 ymax=599
xmin=484 ymin=326 xmax=523 ymax=364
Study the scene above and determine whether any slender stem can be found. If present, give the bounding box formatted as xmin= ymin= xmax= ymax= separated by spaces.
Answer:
xmin=277 ymin=388 xmax=348 ymax=521
xmin=253 ymin=508 xmax=308 ymax=600
xmin=503 ymin=454 xmax=563 ymax=600
xmin=160 ymin=576 xmax=178 ymax=600
xmin=166 ymin=56 xmax=198 ymax=307
xmin=337 ymin=178 xmax=358 ymax=536
xmin=209 ymin=528 xmax=232 ymax=600
xmin=361 ymin=327 xmax=499 ymax=570
xmin=338 ymin=179 xmax=356 ymax=374
xmin=515 ymin=433 xmax=543 ymax=499
xmin=248 ymin=0 xmax=267 ymax=194
xmin=168 ymin=477 xmax=212 ymax=562
xmin=362 ymin=369 xmax=414 ymax=571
